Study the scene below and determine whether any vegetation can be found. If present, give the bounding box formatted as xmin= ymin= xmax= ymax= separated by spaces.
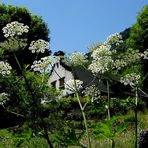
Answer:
xmin=0 ymin=3 xmax=50 ymax=73
xmin=0 ymin=4 xmax=148 ymax=148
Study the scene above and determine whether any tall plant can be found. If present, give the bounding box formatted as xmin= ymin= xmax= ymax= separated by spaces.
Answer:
xmin=0 ymin=21 xmax=56 ymax=148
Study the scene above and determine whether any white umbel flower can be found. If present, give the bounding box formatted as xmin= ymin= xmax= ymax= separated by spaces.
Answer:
xmin=31 ymin=56 xmax=59 ymax=73
xmin=120 ymin=73 xmax=141 ymax=87
xmin=64 ymin=79 xmax=83 ymax=92
xmin=29 ymin=39 xmax=49 ymax=53
xmin=0 ymin=93 xmax=9 ymax=105
xmin=141 ymin=49 xmax=148 ymax=59
xmin=68 ymin=52 xmax=88 ymax=66
xmin=0 ymin=61 xmax=12 ymax=76
xmin=2 ymin=21 xmax=29 ymax=38
xmin=88 ymin=44 xmax=113 ymax=74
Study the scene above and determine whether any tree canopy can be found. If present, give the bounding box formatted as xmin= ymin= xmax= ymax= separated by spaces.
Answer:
xmin=126 ymin=5 xmax=148 ymax=91
xmin=127 ymin=5 xmax=148 ymax=52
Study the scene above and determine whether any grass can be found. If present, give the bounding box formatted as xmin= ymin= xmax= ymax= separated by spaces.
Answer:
xmin=0 ymin=110 xmax=148 ymax=148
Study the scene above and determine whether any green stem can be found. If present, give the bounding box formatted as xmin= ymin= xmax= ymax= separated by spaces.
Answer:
xmin=112 ymin=139 xmax=115 ymax=148
xmin=107 ymin=80 xmax=111 ymax=120
xmin=135 ymin=87 xmax=138 ymax=148
xmin=75 ymin=92 xmax=91 ymax=148
xmin=14 ymin=53 xmax=23 ymax=73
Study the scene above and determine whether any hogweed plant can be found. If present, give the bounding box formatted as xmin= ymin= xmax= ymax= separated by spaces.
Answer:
xmin=120 ymin=73 xmax=141 ymax=148
xmin=65 ymin=51 xmax=88 ymax=68
xmin=0 ymin=61 xmax=12 ymax=76
xmin=119 ymin=49 xmax=148 ymax=148
xmin=2 ymin=21 xmax=29 ymax=38
xmin=29 ymin=39 xmax=49 ymax=54
xmin=0 ymin=21 xmax=54 ymax=148
xmin=31 ymin=56 xmax=59 ymax=74
xmin=82 ymin=84 xmax=101 ymax=103
xmin=88 ymin=33 xmax=123 ymax=120
xmin=64 ymin=79 xmax=91 ymax=148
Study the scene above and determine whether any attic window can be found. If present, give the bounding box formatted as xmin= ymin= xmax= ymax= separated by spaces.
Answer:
xmin=51 ymin=81 xmax=56 ymax=88
xmin=59 ymin=77 xmax=65 ymax=89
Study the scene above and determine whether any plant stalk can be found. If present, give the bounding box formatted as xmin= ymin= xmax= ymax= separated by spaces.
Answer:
xmin=75 ymin=92 xmax=91 ymax=148
xmin=135 ymin=87 xmax=138 ymax=148
xmin=112 ymin=139 xmax=115 ymax=148
xmin=107 ymin=80 xmax=111 ymax=120
xmin=14 ymin=53 xmax=53 ymax=148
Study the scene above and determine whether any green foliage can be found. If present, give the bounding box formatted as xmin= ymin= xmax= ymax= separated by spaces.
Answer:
xmin=93 ymin=116 xmax=128 ymax=141
xmin=0 ymin=128 xmax=48 ymax=148
xmin=0 ymin=37 xmax=27 ymax=52
xmin=126 ymin=5 xmax=148 ymax=91
xmin=127 ymin=5 xmax=148 ymax=51
xmin=53 ymin=122 xmax=84 ymax=147
xmin=12 ymin=128 xmax=32 ymax=147
xmin=0 ymin=129 xmax=14 ymax=147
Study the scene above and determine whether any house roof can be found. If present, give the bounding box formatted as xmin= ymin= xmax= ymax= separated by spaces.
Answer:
xmin=49 ymin=58 xmax=108 ymax=93
xmin=49 ymin=59 xmax=72 ymax=75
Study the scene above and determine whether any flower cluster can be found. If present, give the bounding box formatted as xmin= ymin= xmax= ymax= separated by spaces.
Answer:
xmin=0 ymin=93 xmax=9 ymax=105
xmin=29 ymin=39 xmax=49 ymax=53
xmin=31 ymin=56 xmax=59 ymax=73
xmin=2 ymin=21 xmax=29 ymax=38
xmin=141 ymin=49 xmax=148 ymax=59
xmin=82 ymin=85 xmax=100 ymax=102
xmin=66 ymin=52 xmax=88 ymax=66
xmin=123 ymin=49 xmax=141 ymax=64
xmin=64 ymin=79 xmax=83 ymax=92
xmin=112 ymin=49 xmax=141 ymax=71
xmin=0 ymin=61 xmax=12 ymax=76
xmin=120 ymin=73 xmax=141 ymax=87
xmin=113 ymin=59 xmax=127 ymax=70
xmin=106 ymin=33 xmax=123 ymax=46
xmin=88 ymin=44 xmax=113 ymax=74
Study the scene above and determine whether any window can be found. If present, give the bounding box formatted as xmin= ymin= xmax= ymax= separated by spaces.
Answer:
xmin=59 ymin=77 xmax=65 ymax=89
xmin=51 ymin=81 xmax=56 ymax=88
xmin=56 ymin=63 xmax=59 ymax=68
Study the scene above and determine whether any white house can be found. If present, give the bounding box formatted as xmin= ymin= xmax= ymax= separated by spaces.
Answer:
xmin=48 ymin=59 xmax=74 ymax=95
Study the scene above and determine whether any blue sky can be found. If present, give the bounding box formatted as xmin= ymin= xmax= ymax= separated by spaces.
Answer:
xmin=0 ymin=0 xmax=147 ymax=54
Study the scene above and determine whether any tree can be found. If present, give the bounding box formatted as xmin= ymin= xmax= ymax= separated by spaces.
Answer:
xmin=127 ymin=5 xmax=148 ymax=52
xmin=126 ymin=5 xmax=148 ymax=91
xmin=0 ymin=4 xmax=50 ymax=73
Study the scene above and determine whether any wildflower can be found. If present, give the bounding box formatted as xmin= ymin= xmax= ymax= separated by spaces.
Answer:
xmin=82 ymin=85 xmax=100 ymax=102
xmin=88 ymin=44 xmax=113 ymax=74
xmin=0 ymin=61 xmax=12 ymax=76
xmin=106 ymin=33 xmax=123 ymax=46
xmin=2 ymin=21 xmax=29 ymax=38
xmin=113 ymin=59 xmax=127 ymax=70
xmin=113 ymin=49 xmax=141 ymax=70
xmin=29 ymin=39 xmax=49 ymax=53
xmin=141 ymin=49 xmax=148 ymax=59
xmin=0 ymin=93 xmax=9 ymax=105
xmin=120 ymin=73 xmax=141 ymax=87
xmin=123 ymin=49 xmax=141 ymax=64
xmin=64 ymin=79 xmax=83 ymax=92
xmin=66 ymin=52 xmax=88 ymax=66
xmin=31 ymin=56 xmax=59 ymax=73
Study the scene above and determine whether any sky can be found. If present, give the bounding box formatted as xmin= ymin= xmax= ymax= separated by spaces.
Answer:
xmin=0 ymin=0 xmax=148 ymax=54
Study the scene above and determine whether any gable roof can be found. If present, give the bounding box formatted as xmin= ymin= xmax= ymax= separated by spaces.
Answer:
xmin=49 ymin=59 xmax=108 ymax=93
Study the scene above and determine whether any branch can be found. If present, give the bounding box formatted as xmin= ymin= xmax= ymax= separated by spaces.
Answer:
xmin=1 ymin=104 xmax=25 ymax=118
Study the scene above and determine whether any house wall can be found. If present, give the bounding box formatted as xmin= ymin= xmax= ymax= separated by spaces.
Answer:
xmin=48 ymin=62 xmax=73 ymax=91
